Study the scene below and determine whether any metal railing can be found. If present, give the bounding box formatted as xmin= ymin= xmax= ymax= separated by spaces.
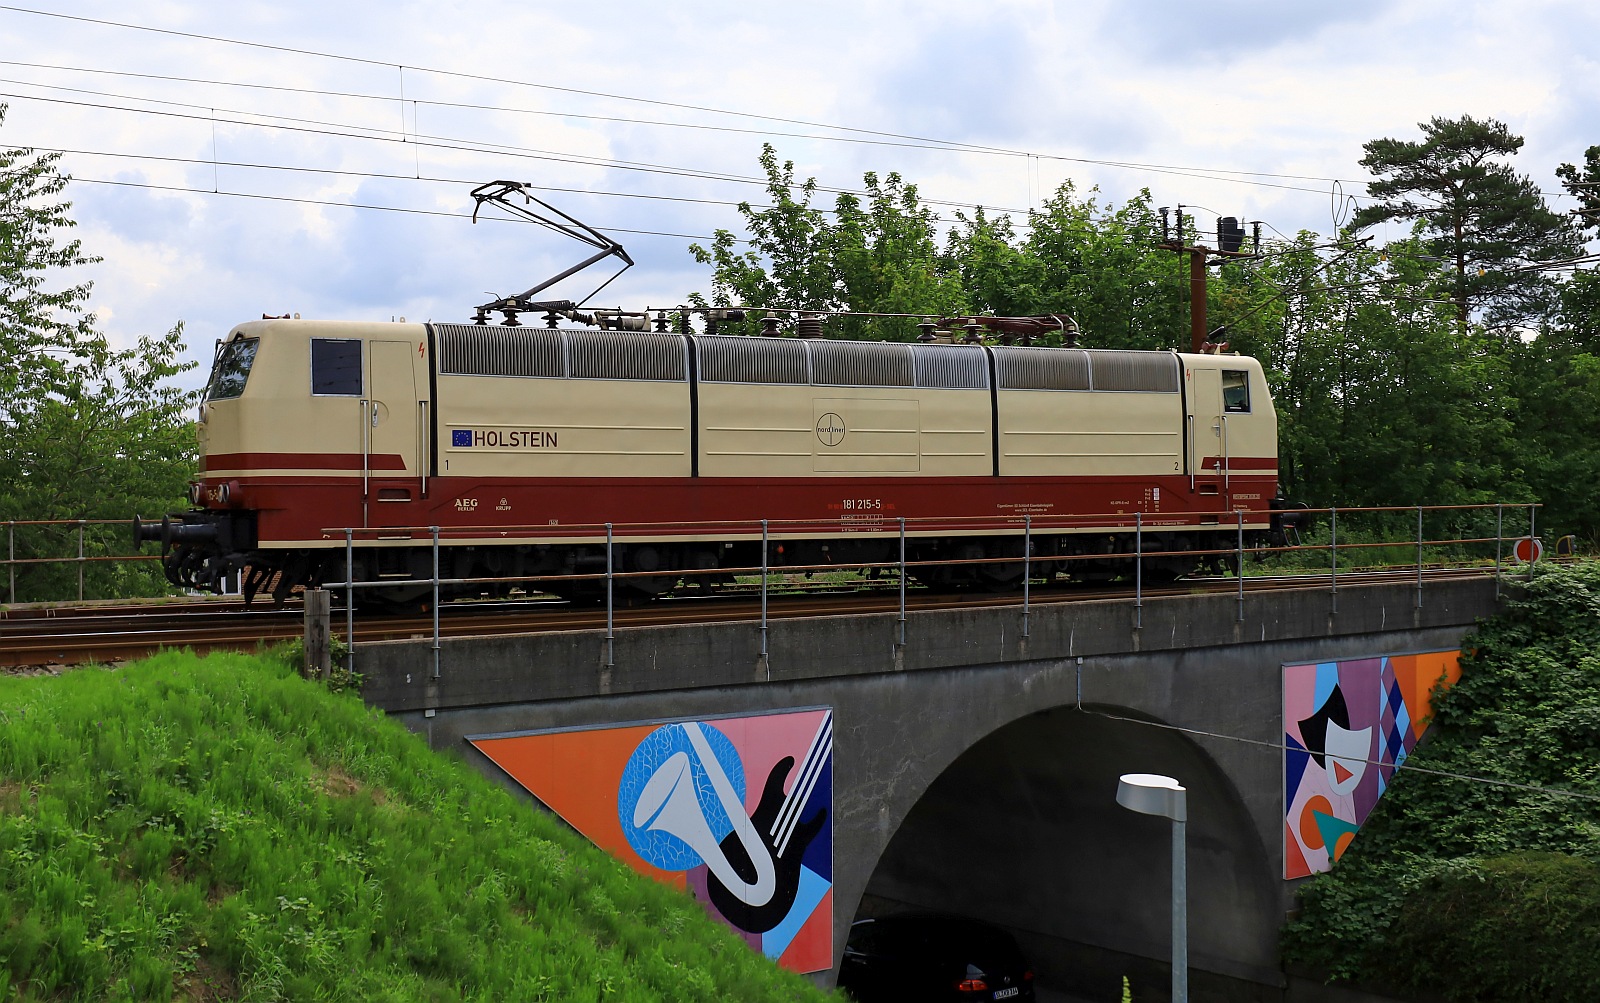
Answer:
xmin=2 ymin=519 xmax=163 ymax=605
xmin=313 ymin=501 xmax=1548 ymax=679
xmin=1 ymin=503 xmax=1557 ymax=680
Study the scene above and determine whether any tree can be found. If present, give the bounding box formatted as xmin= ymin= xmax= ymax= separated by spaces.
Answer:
xmin=830 ymin=170 xmax=966 ymax=339
xmin=688 ymin=144 xmax=839 ymax=323
xmin=1552 ymin=145 xmax=1600 ymax=355
xmin=1015 ymin=184 xmax=1188 ymax=350
xmin=1555 ymin=144 xmax=1600 ymax=241
xmin=0 ymin=105 xmax=99 ymax=411
xmin=689 ymin=144 xmax=966 ymax=339
xmin=1350 ymin=115 xmax=1580 ymax=331
xmin=0 ymin=105 xmax=199 ymax=601
xmin=690 ymin=153 xmax=1197 ymax=348
xmin=1253 ymin=231 xmax=1521 ymax=511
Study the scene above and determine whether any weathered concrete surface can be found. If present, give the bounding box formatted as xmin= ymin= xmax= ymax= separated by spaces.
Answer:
xmin=363 ymin=578 xmax=1496 ymax=712
xmin=358 ymin=577 xmax=1500 ymax=1002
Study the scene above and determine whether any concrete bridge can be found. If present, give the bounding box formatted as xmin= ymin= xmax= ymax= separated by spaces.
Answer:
xmin=357 ymin=577 xmax=1501 ymax=1003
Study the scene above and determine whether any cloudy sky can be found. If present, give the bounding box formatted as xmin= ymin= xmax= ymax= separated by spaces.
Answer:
xmin=2 ymin=1 xmax=1596 ymax=387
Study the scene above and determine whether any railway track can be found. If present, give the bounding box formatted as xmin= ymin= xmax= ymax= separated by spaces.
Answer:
xmin=1 ymin=566 xmax=1500 ymax=669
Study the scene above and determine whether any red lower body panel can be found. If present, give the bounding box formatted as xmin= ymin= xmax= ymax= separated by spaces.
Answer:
xmin=209 ymin=472 xmax=1280 ymax=547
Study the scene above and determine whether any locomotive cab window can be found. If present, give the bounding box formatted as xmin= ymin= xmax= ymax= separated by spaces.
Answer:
xmin=1222 ymin=369 xmax=1251 ymax=413
xmin=311 ymin=338 xmax=363 ymax=396
xmin=205 ymin=337 xmax=259 ymax=401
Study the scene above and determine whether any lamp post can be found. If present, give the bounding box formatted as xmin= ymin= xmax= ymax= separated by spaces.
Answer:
xmin=1116 ymin=773 xmax=1187 ymax=1003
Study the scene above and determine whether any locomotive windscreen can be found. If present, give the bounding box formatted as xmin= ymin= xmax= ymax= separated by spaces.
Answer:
xmin=205 ymin=337 xmax=259 ymax=400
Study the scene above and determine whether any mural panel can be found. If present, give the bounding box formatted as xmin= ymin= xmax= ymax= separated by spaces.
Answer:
xmin=469 ymin=708 xmax=834 ymax=973
xmin=1284 ymin=651 xmax=1461 ymax=879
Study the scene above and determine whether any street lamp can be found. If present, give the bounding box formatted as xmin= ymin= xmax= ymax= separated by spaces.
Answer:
xmin=1116 ymin=773 xmax=1187 ymax=1003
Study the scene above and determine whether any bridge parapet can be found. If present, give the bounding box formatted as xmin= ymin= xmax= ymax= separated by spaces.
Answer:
xmin=360 ymin=577 xmax=1501 ymax=714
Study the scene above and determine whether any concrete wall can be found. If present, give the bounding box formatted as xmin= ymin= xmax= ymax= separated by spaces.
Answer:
xmin=359 ymin=577 xmax=1500 ymax=1000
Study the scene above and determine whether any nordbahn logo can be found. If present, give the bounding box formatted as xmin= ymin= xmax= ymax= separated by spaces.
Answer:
xmin=451 ymin=428 xmax=558 ymax=449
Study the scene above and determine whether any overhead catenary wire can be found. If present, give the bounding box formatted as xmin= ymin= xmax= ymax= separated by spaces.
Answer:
xmin=1 ymin=79 xmax=1370 ymax=242
xmin=53 ymin=173 xmax=730 ymax=243
xmin=0 ymin=86 xmax=1057 ymax=219
xmin=0 ymin=5 xmax=1029 ymax=157
xmin=52 ymin=170 xmax=1300 ymax=271
xmin=13 ymin=62 xmax=1559 ymax=256
xmin=50 ymin=173 xmax=1481 ymax=318
xmin=19 ymin=141 xmax=1550 ymax=303
xmin=0 ymin=4 xmax=1386 ymax=195
xmin=4 ymin=74 xmax=1574 ymax=282
xmin=0 ymin=60 xmax=1040 ymax=160
xmin=8 ymin=6 xmax=1596 ymax=226
xmin=16 ymin=137 xmax=1334 ymax=262
xmin=1082 ymin=707 xmax=1600 ymax=805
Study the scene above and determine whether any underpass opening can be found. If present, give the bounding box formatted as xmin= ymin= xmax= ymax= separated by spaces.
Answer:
xmin=849 ymin=705 xmax=1280 ymax=1003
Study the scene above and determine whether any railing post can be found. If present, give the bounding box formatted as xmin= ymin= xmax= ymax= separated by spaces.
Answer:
xmin=77 ymin=519 xmax=86 ymax=602
xmin=1528 ymin=504 xmax=1537 ymax=582
xmin=431 ymin=526 xmax=441 ymax=679
xmin=344 ymin=528 xmax=355 ymax=675
xmin=760 ymin=519 xmax=769 ymax=659
xmin=7 ymin=521 xmax=14 ymax=605
xmin=1415 ymin=505 xmax=1424 ymax=608
xmin=605 ymin=523 xmax=615 ymax=668
xmin=1135 ymin=512 xmax=1143 ymax=629
xmin=898 ymin=517 xmax=907 ymax=647
xmin=1236 ymin=509 xmax=1245 ymax=623
xmin=1495 ymin=503 xmax=1503 ymax=598
xmin=1329 ymin=506 xmax=1338 ymax=615
xmin=1022 ymin=515 xmax=1031 ymax=639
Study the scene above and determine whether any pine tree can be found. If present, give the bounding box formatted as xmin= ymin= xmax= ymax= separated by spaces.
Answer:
xmin=1350 ymin=115 xmax=1580 ymax=332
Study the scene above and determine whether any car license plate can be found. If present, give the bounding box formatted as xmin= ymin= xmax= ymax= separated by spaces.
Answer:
xmin=994 ymin=989 xmax=1019 ymax=1000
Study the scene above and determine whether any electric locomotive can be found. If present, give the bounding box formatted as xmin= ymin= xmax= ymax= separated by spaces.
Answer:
xmin=135 ymin=314 xmax=1287 ymax=606
xmin=134 ymin=181 xmax=1291 ymax=606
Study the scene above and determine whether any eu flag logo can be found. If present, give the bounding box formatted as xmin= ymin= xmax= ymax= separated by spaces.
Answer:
xmin=452 ymin=429 xmax=472 ymax=447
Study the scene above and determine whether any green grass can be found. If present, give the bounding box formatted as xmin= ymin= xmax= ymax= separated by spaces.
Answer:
xmin=0 ymin=651 xmax=834 ymax=1002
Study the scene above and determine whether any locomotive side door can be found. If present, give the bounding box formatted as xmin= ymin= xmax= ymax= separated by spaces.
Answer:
xmin=1186 ymin=366 xmax=1225 ymax=509
xmin=366 ymin=340 xmax=421 ymax=523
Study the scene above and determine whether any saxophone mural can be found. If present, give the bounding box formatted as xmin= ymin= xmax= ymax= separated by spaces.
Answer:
xmin=470 ymin=708 xmax=834 ymax=972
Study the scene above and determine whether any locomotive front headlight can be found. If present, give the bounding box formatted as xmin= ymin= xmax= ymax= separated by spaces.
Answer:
xmin=189 ymin=482 xmax=205 ymax=506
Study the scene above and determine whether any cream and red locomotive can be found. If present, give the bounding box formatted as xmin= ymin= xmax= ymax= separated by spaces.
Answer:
xmin=136 ymin=314 xmax=1286 ymax=606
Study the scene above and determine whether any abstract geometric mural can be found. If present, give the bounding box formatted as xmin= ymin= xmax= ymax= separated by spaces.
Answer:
xmin=1284 ymin=652 xmax=1461 ymax=879
xmin=468 ymin=708 xmax=834 ymax=972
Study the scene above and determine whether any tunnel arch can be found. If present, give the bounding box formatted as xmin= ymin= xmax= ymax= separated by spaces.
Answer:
xmin=841 ymin=701 xmax=1280 ymax=1002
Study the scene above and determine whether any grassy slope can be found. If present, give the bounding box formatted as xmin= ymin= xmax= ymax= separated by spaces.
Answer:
xmin=0 ymin=651 xmax=833 ymax=1002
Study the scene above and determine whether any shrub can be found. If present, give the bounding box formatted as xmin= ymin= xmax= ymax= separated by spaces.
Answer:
xmin=1380 ymin=852 xmax=1600 ymax=1001
xmin=1283 ymin=560 xmax=1600 ymax=998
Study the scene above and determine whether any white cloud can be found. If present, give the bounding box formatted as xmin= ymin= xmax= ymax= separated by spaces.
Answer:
xmin=1 ymin=0 xmax=1594 ymax=388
